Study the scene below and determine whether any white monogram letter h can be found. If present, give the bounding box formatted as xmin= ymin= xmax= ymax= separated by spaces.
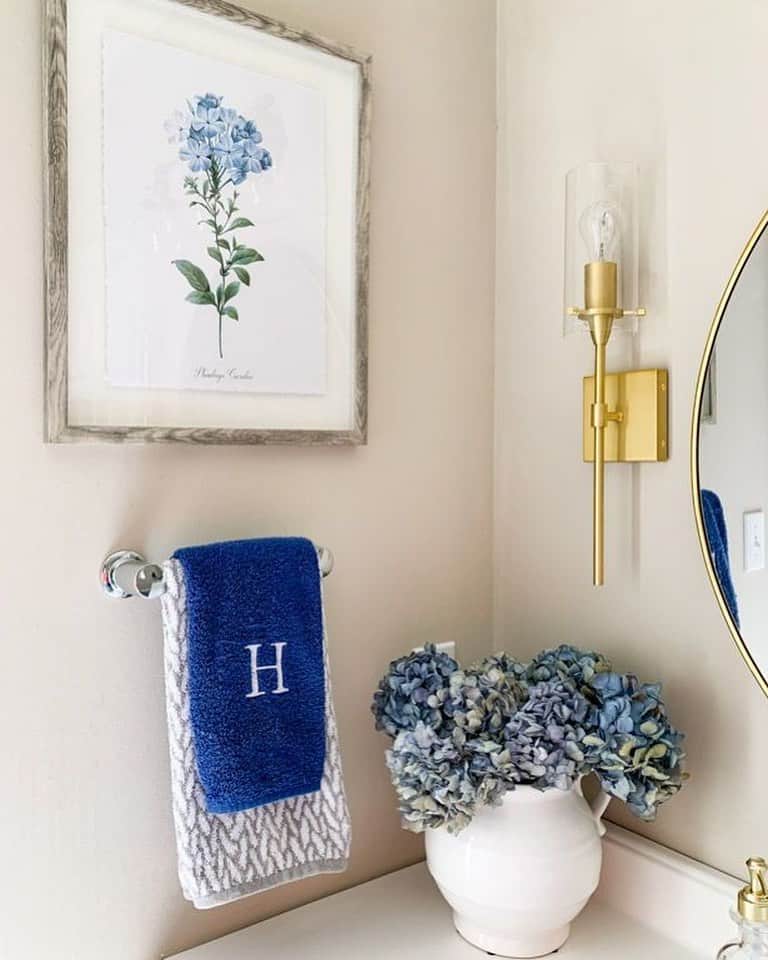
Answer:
xmin=245 ymin=642 xmax=289 ymax=698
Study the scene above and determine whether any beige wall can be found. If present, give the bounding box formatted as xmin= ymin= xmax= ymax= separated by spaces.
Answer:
xmin=496 ymin=0 xmax=768 ymax=877
xmin=1 ymin=1 xmax=496 ymax=957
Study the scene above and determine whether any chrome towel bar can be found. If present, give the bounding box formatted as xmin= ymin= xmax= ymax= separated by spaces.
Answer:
xmin=100 ymin=545 xmax=334 ymax=600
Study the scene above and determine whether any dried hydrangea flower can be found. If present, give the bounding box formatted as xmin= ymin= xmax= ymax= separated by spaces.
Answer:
xmin=463 ymin=736 xmax=513 ymax=801
xmin=471 ymin=652 xmax=528 ymax=684
xmin=371 ymin=643 xmax=458 ymax=739
xmin=469 ymin=652 xmax=529 ymax=724
xmin=501 ymin=679 xmax=589 ymax=790
xmin=372 ymin=640 xmax=686 ymax=833
xmin=386 ymin=723 xmax=506 ymax=833
xmin=435 ymin=657 xmax=525 ymax=743
xmin=582 ymin=672 xmax=686 ymax=820
xmin=526 ymin=644 xmax=612 ymax=700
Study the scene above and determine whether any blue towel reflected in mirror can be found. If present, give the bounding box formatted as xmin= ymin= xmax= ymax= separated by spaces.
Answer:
xmin=701 ymin=489 xmax=740 ymax=629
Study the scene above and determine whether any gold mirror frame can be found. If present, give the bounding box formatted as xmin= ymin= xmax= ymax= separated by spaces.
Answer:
xmin=691 ymin=208 xmax=768 ymax=700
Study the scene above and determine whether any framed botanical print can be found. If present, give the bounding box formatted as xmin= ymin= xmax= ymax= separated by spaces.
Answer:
xmin=44 ymin=0 xmax=370 ymax=443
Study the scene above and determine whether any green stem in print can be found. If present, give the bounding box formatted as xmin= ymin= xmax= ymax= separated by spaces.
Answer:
xmin=174 ymin=160 xmax=263 ymax=359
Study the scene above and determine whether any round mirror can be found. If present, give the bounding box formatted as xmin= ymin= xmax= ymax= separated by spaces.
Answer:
xmin=693 ymin=210 xmax=768 ymax=697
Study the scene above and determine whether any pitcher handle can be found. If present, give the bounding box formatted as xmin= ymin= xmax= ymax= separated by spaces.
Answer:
xmin=576 ymin=777 xmax=610 ymax=837
xmin=589 ymin=789 xmax=610 ymax=837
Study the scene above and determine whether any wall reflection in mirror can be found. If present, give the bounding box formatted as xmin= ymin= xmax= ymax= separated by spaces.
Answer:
xmin=697 ymin=216 xmax=768 ymax=686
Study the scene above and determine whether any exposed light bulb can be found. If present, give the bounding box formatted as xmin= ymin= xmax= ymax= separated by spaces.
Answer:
xmin=579 ymin=201 xmax=621 ymax=263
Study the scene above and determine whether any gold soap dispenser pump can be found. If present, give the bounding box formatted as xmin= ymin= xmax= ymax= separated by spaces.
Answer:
xmin=718 ymin=858 xmax=768 ymax=959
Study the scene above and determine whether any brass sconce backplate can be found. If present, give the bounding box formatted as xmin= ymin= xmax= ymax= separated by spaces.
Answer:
xmin=583 ymin=369 xmax=668 ymax=462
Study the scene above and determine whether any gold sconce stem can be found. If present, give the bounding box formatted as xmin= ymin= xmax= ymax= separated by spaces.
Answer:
xmin=584 ymin=260 xmax=617 ymax=588
xmin=590 ymin=315 xmax=613 ymax=587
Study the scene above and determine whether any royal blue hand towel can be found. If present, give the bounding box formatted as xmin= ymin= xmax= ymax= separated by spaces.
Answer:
xmin=701 ymin=489 xmax=740 ymax=629
xmin=173 ymin=537 xmax=326 ymax=814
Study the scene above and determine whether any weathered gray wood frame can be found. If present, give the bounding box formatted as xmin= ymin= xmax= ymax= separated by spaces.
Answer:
xmin=43 ymin=0 xmax=371 ymax=444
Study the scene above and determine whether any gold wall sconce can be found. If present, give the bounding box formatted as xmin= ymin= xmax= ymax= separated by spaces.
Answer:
xmin=564 ymin=162 xmax=668 ymax=587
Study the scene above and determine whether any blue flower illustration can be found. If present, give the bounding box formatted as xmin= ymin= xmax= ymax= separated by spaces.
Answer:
xmin=179 ymin=137 xmax=212 ymax=173
xmin=230 ymin=157 xmax=249 ymax=186
xmin=232 ymin=119 xmax=263 ymax=144
xmin=240 ymin=140 xmax=272 ymax=174
xmin=219 ymin=107 xmax=239 ymax=126
xmin=213 ymin=133 xmax=244 ymax=168
xmin=191 ymin=103 xmax=225 ymax=139
xmin=167 ymin=93 xmax=273 ymax=358
xmin=196 ymin=92 xmax=221 ymax=109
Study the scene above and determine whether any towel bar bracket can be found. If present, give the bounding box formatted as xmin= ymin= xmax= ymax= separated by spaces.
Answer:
xmin=100 ymin=551 xmax=166 ymax=600
xmin=100 ymin=545 xmax=334 ymax=600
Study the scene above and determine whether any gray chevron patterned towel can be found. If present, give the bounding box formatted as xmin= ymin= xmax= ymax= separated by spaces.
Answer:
xmin=160 ymin=559 xmax=351 ymax=909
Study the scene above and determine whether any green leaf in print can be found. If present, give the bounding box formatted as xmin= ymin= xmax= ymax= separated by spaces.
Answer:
xmin=222 ymin=281 xmax=240 ymax=304
xmin=224 ymin=217 xmax=255 ymax=232
xmin=223 ymin=306 xmax=239 ymax=321
xmin=185 ymin=290 xmax=217 ymax=306
xmin=173 ymin=260 xmax=210 ymax=292
xmin=231 ymin=247 xmax=264 ymax=266
xmin=233 ymin=267 xmax=250 ymax=286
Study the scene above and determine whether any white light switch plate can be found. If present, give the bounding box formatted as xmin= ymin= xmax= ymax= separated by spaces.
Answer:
xmin=744 ymin=509 xmax=765 ymax=572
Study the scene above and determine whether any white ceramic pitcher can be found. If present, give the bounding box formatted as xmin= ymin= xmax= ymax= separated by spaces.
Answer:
xmin=425 ymin=780 xmax=610 ymax=958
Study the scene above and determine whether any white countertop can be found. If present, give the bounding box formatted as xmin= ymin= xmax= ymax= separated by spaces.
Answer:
xmin=172 ymin=861 xmax=702 ymax=959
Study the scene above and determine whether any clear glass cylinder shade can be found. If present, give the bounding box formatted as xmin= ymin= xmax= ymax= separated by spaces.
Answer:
xmin=563 ymin=161 xmax=641 ymax=335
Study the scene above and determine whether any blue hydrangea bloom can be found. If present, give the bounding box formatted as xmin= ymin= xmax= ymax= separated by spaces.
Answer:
xmin=371 ymin=644 xmax=459 ymax=739
xmin=436 ymin=658 xmax=524 ymax=741
xmin=471 ymin=652 xmax=528 ymax=695
xmin=372 ymin=643 xmax=686 ymax=832
xmin=526 ymin=644 xmax=612 ymax=697
xmin=582 ymin=672 xmax=686 ymax=820
xmin=386 ymin=723 xmax=506 ymax=833
xmin=501 ymin=679 xmax=589 ymax=790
